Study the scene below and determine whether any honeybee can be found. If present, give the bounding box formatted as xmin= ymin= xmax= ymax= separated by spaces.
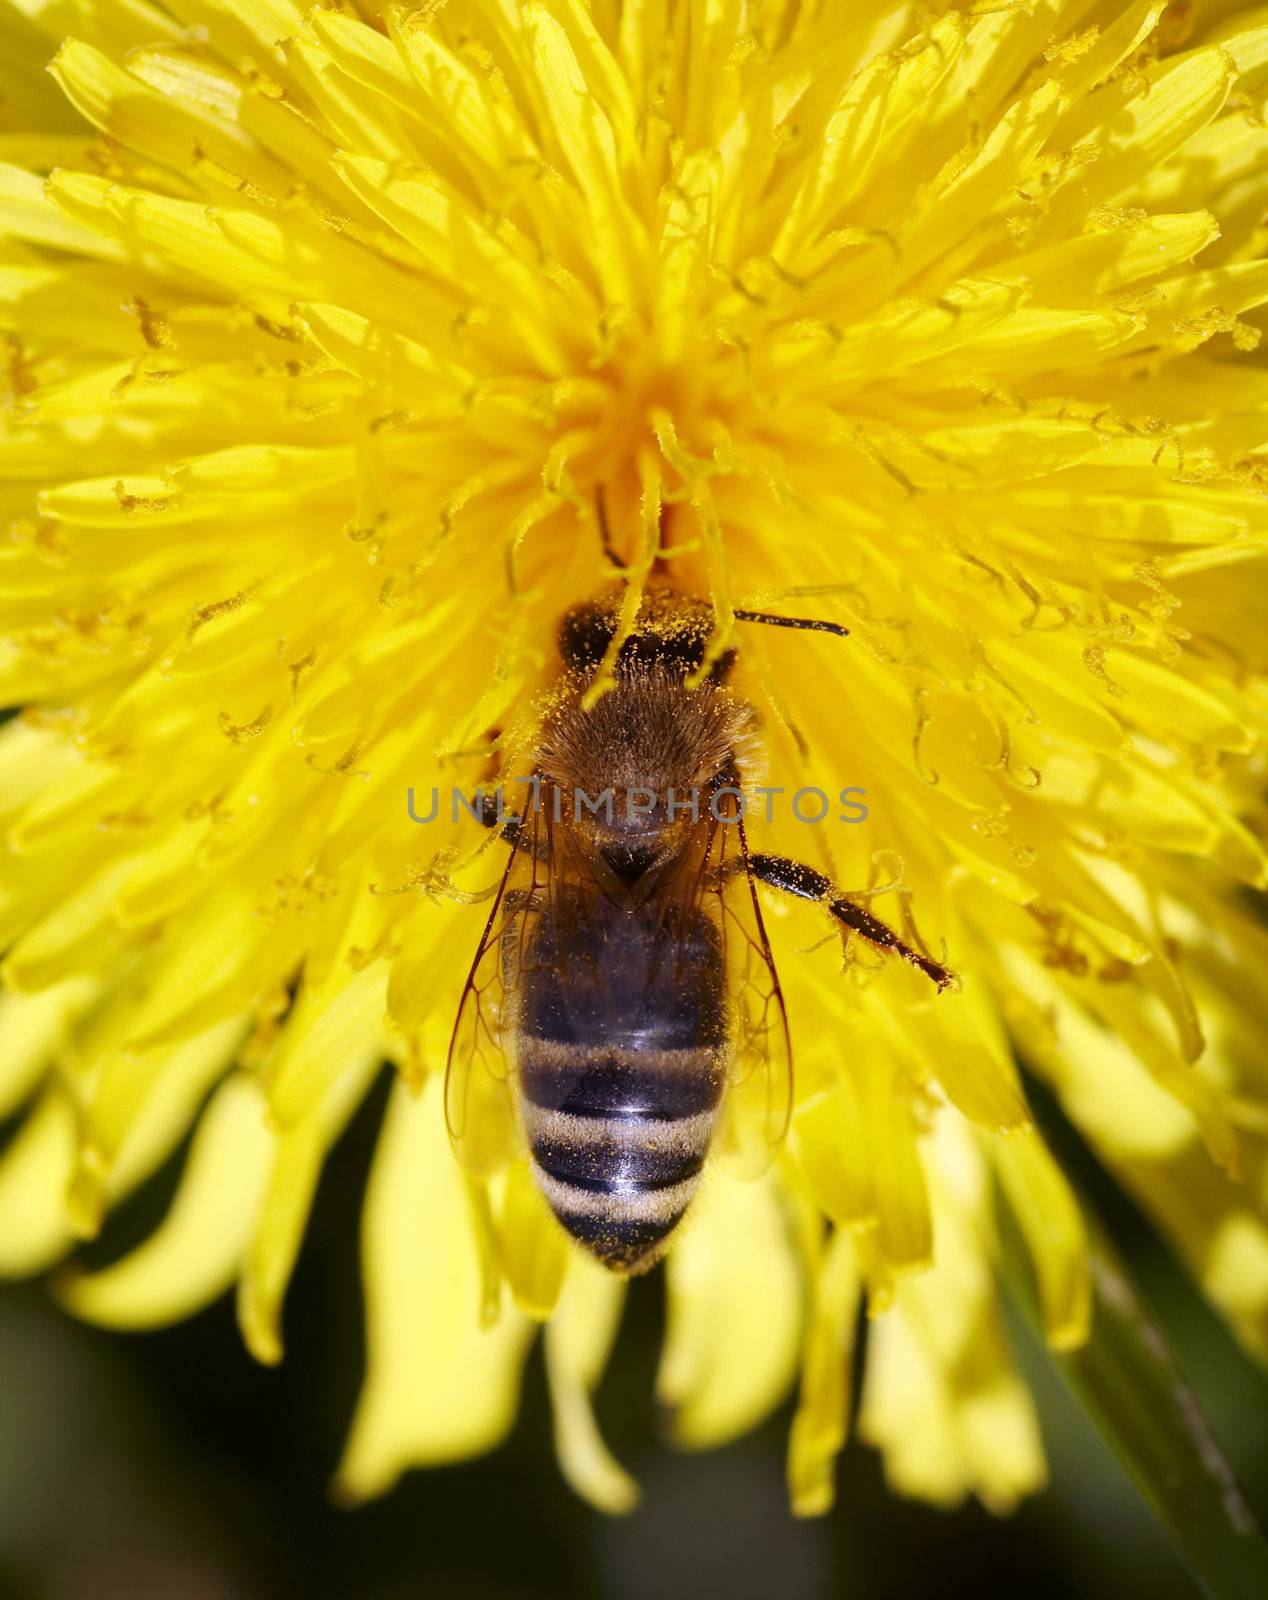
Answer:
xmin=446 ymin=583 xmax=952 ymax=1274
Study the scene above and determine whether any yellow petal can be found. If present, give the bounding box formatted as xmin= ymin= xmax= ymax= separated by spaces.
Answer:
xmin=544 ymin=1252 xmax=637 ymax=1514
xmin=501 ymin=1157 xmax=570 ymax=1320
xmin=0 ymin=975 xmax=96 ymax=1119
xmin=859 ymin=1121 xmax=1046 ymax=1512
xmin=55 ymin=1072 xmax=273 ymax=1327
xmin=68 ymin=1012 xmax=249 ymax=1238
xmin=266 ymin=958 xmax=387 ymax=1128
xmin=335 ymin=1077 xmax=532 ymax=1500
xmin=994 ymin=1127 xmax=1091 ymax=1351
xmin=787 ymin=1226 xmax=860 ymax=1517
xmin=0 ymin=1086 xmax=78 ymax=1276
xmin=657 ymin=1167 xmax=802 ymax=1448
xmin=526 ymin=3 xmax=638 ymax=304
xmin=238 ymin=1048 xmax=380 ymax=1365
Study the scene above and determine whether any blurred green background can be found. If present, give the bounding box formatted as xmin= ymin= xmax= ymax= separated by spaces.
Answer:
xmin=0 ymin=1069 xmax=1265 ymax=1600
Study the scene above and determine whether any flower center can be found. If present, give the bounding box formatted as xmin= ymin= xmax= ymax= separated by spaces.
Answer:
xmin=557 ymin=328 xmax=749 ymax=538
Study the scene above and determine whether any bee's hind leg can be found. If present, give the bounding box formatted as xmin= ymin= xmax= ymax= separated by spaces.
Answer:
xmin=743 ymin=853 xmax=954 ymax=991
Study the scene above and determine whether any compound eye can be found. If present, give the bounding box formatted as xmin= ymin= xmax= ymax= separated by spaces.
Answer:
xmin=558 ymin=600 xmax=616 ymax=672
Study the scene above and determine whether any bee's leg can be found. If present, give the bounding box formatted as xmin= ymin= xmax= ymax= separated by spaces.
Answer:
xmin=474 ymin=788 xmax=515 ymax=836
xmin=743 ymin=853 xmax=954 ymax=991
xmin=471 ymin=788 xmax=556 ymax=864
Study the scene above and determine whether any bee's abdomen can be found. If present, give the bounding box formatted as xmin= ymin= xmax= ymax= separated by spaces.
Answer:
xmin=519 ymin=1047 xmax=723 ymax=1273
xmin=514 ymin=903 xmax=725 ymax=1273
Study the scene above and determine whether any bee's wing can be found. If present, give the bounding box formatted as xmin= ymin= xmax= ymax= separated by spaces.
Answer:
xmin=444 ymin=807 xmax=544 ymax=1177
xmin=705 ymin=803 xmax=794 ymax=1178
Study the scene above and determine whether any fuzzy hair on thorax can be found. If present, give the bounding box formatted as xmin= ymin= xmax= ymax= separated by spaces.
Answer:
xmin=534 ymin=666 xmax=759 ymax=807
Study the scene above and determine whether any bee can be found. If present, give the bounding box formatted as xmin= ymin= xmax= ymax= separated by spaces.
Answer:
xmin=445 ymin=583 xmax=952 ymax=1275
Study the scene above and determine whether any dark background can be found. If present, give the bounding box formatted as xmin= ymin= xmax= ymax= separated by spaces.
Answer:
xmin=0 ymin=1069 xmax=1265 ymax=1600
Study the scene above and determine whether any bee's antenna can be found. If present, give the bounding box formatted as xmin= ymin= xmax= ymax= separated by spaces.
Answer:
xmin=733 ymin=609 xmax=850 ymax=638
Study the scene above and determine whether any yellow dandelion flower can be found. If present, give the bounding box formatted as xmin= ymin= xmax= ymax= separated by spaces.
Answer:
xmin=3 ymin=0 xmax=1268 ymax=1563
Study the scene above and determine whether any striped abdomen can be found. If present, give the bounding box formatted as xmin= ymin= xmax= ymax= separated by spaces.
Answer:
xmin=512 ymin=895 xmax=726 ymax=1274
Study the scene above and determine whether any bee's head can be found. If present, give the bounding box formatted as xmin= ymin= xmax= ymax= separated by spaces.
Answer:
xmin=557 ymin=584 xmax=736 ymax=686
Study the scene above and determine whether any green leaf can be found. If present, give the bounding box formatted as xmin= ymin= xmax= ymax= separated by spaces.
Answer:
xmin=1000 ymin=1193 xmax=1268 ymax=1600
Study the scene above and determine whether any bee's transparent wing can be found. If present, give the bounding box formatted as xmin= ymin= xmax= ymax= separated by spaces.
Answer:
xmin=444 ymin=812 xmax=542 ymax=1177
xmin=708 ymin=806 xmax=794 ymax=1179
